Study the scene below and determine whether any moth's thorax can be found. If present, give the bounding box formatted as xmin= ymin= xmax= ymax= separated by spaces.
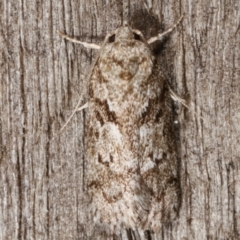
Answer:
xmin=95 ymin=25 xmax=154 ymax=84
xmin=98 ymin=36 xmax=154 ymax=85
xmin=114 ymin=26 xmax=135 ymax=41
xmin=90 ymin=27 xmax=155 ymax=116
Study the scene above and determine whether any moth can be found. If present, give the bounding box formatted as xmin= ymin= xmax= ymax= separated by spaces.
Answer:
xmin=59 ymin=15 xmax=183 ymax=236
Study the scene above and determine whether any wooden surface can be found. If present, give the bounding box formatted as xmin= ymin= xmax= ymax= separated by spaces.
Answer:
xmin=1 ymin=0 xmax=240 ymax=239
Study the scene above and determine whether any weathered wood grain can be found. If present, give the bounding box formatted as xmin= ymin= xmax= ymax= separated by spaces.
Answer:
xmin=1 ymin=0 xmax=240 ymax=239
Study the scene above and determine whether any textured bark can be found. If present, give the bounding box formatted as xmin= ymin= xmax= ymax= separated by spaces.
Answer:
xmin=1 ymin=0 xmax=240 ymax=239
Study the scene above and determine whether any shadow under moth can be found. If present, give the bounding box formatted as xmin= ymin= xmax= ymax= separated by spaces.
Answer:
xmin=59 ymin=15 xmax=183 ymax=237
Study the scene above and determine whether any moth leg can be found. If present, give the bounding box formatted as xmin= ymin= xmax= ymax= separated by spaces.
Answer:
xmin=147 ymin=15 xmax=183 ymax=44
xmin=77 ymin=102 xmax=88 ymax=112
xmin=59 ymin=102 xmax=88 ymax=133
xmin=169 ymin=88 xmax=187 ymax=107
xmin=58 ymin=31 xmax=100 ymax=49
xmin=169 ymin=88 xmax=205 ymax=121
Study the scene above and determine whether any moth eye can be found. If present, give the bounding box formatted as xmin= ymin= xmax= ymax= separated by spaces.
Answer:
xmin=133 ymin=33 xmax=142 ymax=41
xmin=108 ymin=34 xmax=116 ymax=43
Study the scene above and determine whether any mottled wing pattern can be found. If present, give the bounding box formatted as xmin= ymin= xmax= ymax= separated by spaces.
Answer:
xmin=138 ymin=64 xmax=179 ymax=231
xmin=85 ymin=24 xmax=179 ymax=235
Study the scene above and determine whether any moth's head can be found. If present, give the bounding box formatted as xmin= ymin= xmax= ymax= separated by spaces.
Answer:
xmin=107 ymin=22 xmax=145 ymax=43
